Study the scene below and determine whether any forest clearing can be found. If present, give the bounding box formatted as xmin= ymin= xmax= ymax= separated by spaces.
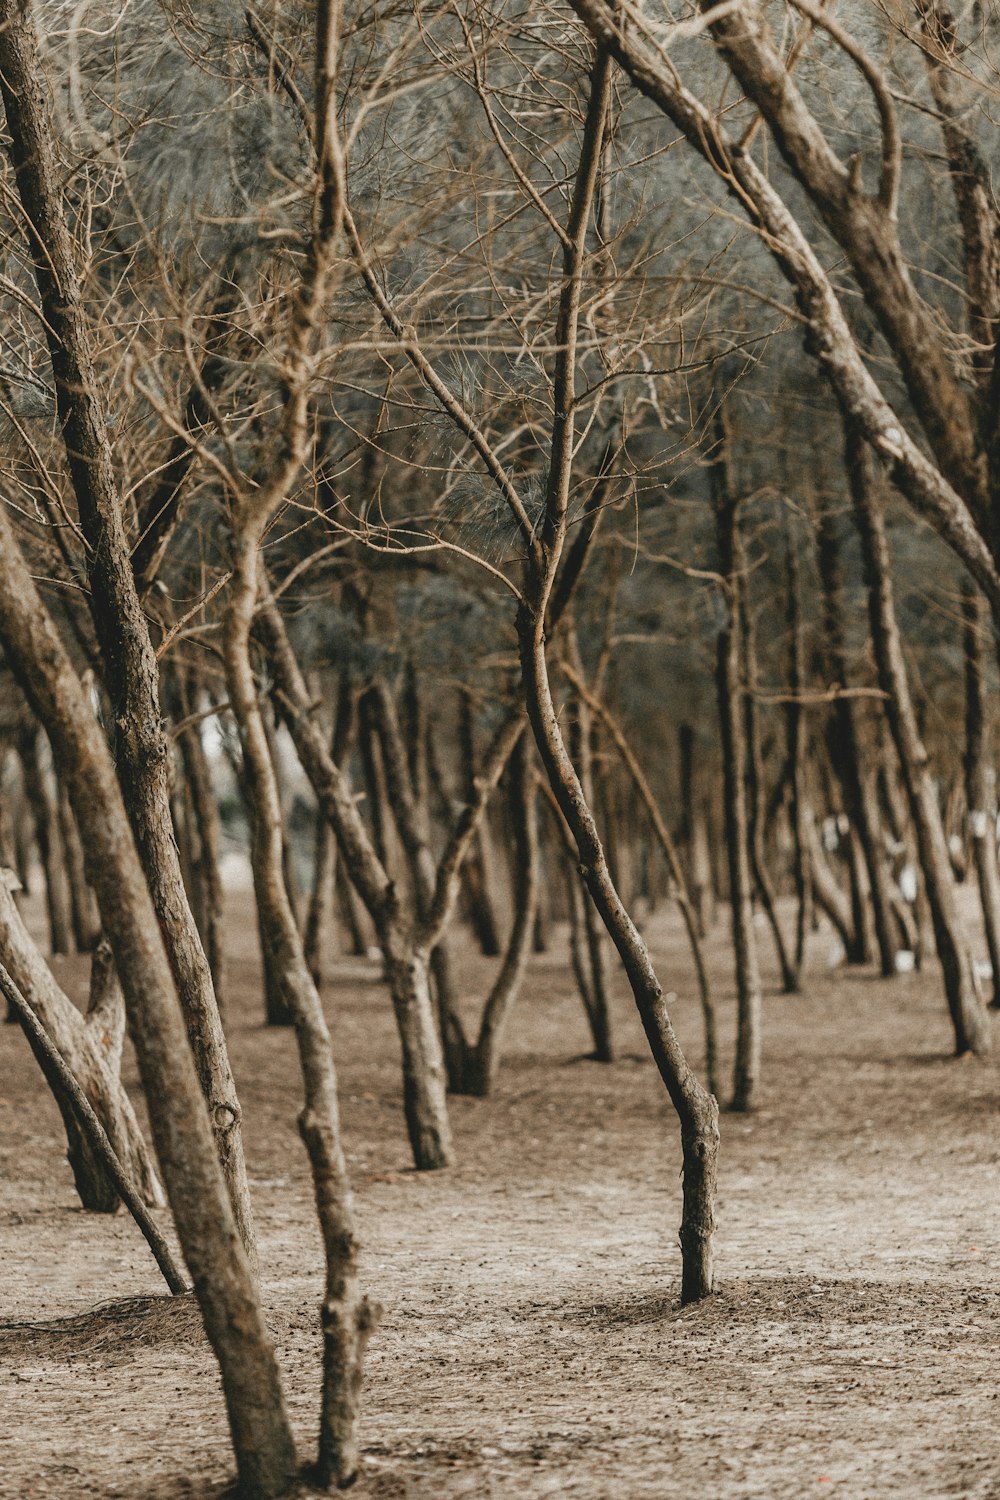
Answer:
xmin=3 ymin=891 xmax=999 ymax=1499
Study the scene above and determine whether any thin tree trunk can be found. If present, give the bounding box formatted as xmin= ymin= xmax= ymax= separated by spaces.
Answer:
xmin=737 ymin=549 xmax=797 ymax=993
xmin=0 ymin=875 xmax=164 ymax=1211
xmin=458 ymin=689 xmax=503 ymax=956
xmin=562 ymin=663 xmax=719 ymax=1099
xmin=848 ymin=424 xmax=990 ymax=1055
xmin=804 ymin=809 xmax=855 ymax=955
xmin=175 ymin=670 xmax=227 ymax=1012
xmin=679 ymin=724 xmax=716 ymax=936
xmin=256 ymin=596 xmax=456 ymax=1170
xmin=18 ymin=725 xmax=73 ymax=956
xmin=225 ymin=544 xmax=375 ymax=1487
xmin=458 ymin=735 xmax=540 ymax=1097
xmin=962 ymin=585 xmax=1000 ymax=1007
xmin=815 ymin=508 xmax=898 ymax=975
xmin=565 ymin=633 xmax=614 ymax=1061
xmin=58 ymin=788 xmax=99 ymax=952
xmin=784 ymin=532 xmax=813 ymax=985
xmin=305 ymin=675 xmax=358 ymax=987
xmin=710 ymin=415 xmax=763 ymax=1111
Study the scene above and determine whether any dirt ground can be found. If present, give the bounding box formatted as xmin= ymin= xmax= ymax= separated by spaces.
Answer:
xmin=2 ymin=889 xmax=1000 ymax=1500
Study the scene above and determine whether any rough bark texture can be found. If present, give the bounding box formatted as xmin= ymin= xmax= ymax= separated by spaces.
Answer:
xmin=0 ymin=509 xmax=296 ymax=1500
xmin=0 ymin=3 xmax=256 ymax=1265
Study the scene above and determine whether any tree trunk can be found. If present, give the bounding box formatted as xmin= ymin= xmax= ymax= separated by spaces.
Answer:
xmin=1 ymin=957 xmax=186 ymax=1294
xmin=815 ymin=508 xmax=899 ymax=975
xmin=784 ymin=532 xmax=812 ymax=985
xmin=303 ymin=675 xmax=356 ymax=987
xmin=679 ymin=724 xmax=715 ymax=936
xmin=256 ymin=596 xmax=457 ymax=1169
xmin=0 ymin=2 xmax=257 ymax=1267
xmin=739 ymin=556 xmax=797 ymax=994
xmin=458 ymin=689 xmax=503 ymax=956
xmin=848 ymin=425 xmax=990 ymax=1055
xmin=456 ymin=735 xmax=540 ymax=1097
xmin=0 ymin=876 xmax=163 ymax=1211
xmin=18 ymin=725 xmax=73 ymax=956
xmin=174 ymin=670 xmax=227 ymax=1013
xmin=565 ymin=633 xmax=614 ymax=1061
xmin=962 ymin=585 xmax=1000 ymax=1007
xmin=58 ymin=788 xmax=100 ymax=953
xmin=710 ymin=418 xmax=763 ymax=1112
xmin=225 ymin=540 xmax=374 ymax=1488
xmin=0 ymin=501 xmax=296 ymax=1500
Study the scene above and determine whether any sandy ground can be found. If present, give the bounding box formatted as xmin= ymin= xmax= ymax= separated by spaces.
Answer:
xmin=2 ymin=891 xmax=999 ymax=1500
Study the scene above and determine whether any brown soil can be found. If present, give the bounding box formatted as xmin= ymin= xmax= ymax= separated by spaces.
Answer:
xmin=2 ymin=892 xmax=1000 ymax=1500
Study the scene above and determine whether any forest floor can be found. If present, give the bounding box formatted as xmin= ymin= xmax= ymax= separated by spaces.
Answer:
xmin=2 ymin=888 xmax=1000 ymax=1500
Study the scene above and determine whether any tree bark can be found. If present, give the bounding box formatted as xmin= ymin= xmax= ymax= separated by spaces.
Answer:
xmin=815 ymin=508 xmax=898 ymax=974
xmin=0 ymin=876 xmax=163 ymax=1212
xmin=1 ymin=957 xmax=186 ymax=1295
xmin=962 ymin=585 xmax=1000 ymax=1007
xmin=0 ymin=508 xmax=296 ymax=1500
xmin=174 ymin=670 xmax=228 ymax=1013
xmin=710 ymin=414 xmax=763 ymax=1111
xmin=784 ymin=532 xmax=813 ymax=985
xmin=679 ymin=724 xmax=716 ymax=937
xmin=18 ymin=725 xmax=73 ymax=956
xmin=0 ymin=3 xmax=256 ymax=1265
xmin=848 ymin=425 xmax=990 ymax=1055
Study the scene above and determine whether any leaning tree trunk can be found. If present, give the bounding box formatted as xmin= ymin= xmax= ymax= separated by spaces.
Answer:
xmin=962 ymin=584 xmax=1000 ymax=1008
xmin=0 ymin=6 xmax=256 ymax=1266
xmin=0 ymin=877 xmax=163 ymax=1212
xmin=561 ymin=663 xmax=719 ymax=1099
xmin=0 ymin=491 xmax=296 ymax=1500
xmin=1 ymin=959 xmax=186 ymax=1294
xmin=848 ymin=425 xmax=990 ymax=1055
xmin=565 ymin=632 xmax=615 ymax=1061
